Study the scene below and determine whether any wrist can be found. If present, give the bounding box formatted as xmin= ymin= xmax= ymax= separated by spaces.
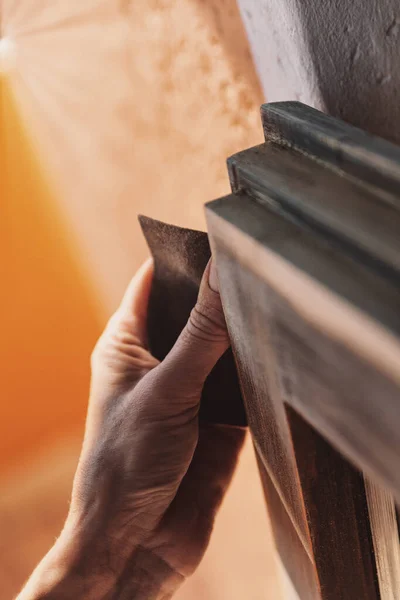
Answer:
xmin=60 ymin=518 xmax=185 ymax=600
xmin=17 ymin=524 xmax=117 ymax=600
xmin=106 ymin=544 xmax=185 ymax=600
xmin=18 ymin=520 xmax=184 ymax=600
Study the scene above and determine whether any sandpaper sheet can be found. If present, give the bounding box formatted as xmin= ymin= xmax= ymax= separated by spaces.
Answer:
xmin=139 ymin=216 xmax=246 ymax=427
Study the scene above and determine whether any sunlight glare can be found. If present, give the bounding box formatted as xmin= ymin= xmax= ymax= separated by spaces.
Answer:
xmin=0 ymin=37 xmax=17 ymax=74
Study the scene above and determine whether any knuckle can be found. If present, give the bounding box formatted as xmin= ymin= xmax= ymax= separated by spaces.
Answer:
xmin=187 ymin=299 xmax=228 ymax=343
xmin=91 ymin=320 xmax=158 ymax=381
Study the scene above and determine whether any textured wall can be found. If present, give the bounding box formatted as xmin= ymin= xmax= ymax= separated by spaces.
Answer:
xmin=238 ymin=0 xmax=400 ymax=143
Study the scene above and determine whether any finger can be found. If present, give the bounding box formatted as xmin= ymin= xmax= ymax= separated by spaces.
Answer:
xmin=118 ymin=258 xmax=154 ymax=346
xmin=157 ymin=259 xmax=229 ymax=396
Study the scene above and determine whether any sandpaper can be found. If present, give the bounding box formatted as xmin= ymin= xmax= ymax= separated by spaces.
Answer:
xmin=139 ymin=216 xmax=247 ymax=427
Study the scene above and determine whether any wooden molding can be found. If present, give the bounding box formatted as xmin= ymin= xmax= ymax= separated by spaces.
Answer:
xmin=206 ymin=101 xmax=400 ymax=599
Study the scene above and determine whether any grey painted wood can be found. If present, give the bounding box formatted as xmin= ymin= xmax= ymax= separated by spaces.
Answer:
xmin=207 ymin=200 xmax=383 ymax=599
xmin=261 ymin=102 xmax=400 ymax=197
xmin=206 ymin=102 xmax=400 ymax=599
xmin=208 ymin=192 xmax=400 ymax=501
xmin=228 ymin=142 xmax=400 ymax=280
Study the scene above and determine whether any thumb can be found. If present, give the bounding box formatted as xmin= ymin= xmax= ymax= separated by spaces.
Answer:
xmin=156 ymin=259 xmax=229 ymax=397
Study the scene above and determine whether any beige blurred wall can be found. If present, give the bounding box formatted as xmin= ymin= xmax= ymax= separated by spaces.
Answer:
xmin=12 ymin=0 xmax=265 ymax=313
xmin=3 ymin=0 xmax=280 ymax=597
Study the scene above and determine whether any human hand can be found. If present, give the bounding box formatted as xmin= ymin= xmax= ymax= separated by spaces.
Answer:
xmin=19 ymin=259 xmax=246 ymax=600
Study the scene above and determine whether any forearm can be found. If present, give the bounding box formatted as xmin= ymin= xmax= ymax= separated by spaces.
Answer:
xmin=17 ymin=527 xmax=184 ymax=600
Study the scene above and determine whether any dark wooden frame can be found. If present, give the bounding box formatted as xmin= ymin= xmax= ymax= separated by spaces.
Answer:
xmin=206 ymin=102 xmax=400 ymax=600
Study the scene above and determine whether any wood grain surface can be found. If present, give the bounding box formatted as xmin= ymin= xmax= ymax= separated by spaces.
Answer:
xmin=364 ymin=478 xmax=400 ymax=599
xmin=206 ymin=101 xmax=400 ymax=600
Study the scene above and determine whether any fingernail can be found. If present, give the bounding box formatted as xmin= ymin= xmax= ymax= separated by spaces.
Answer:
xmin=209 ymin=258 xmax=220 ymax=293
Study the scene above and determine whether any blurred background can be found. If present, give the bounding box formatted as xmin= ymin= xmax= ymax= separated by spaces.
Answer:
xmin=1 ymin=0 xmax=279 ymax=597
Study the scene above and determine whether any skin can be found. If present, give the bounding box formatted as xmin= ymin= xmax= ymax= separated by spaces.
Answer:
xmin=17 ymin=258 xmax=246 ymax=599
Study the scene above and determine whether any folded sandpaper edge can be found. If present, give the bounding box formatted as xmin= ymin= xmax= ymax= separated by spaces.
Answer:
xmin=139 ymin=215 xmax=247 ymax=427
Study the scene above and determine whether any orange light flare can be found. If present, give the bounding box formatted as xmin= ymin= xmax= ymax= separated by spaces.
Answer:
xmin=0 ymin=1 xmax=115 ymax=474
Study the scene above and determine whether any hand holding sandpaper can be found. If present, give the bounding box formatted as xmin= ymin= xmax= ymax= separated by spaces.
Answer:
xmin=139 ymin=215 xmax=246 ymax=427
xmin=18 ymin=217 xmax=246 ymax=600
